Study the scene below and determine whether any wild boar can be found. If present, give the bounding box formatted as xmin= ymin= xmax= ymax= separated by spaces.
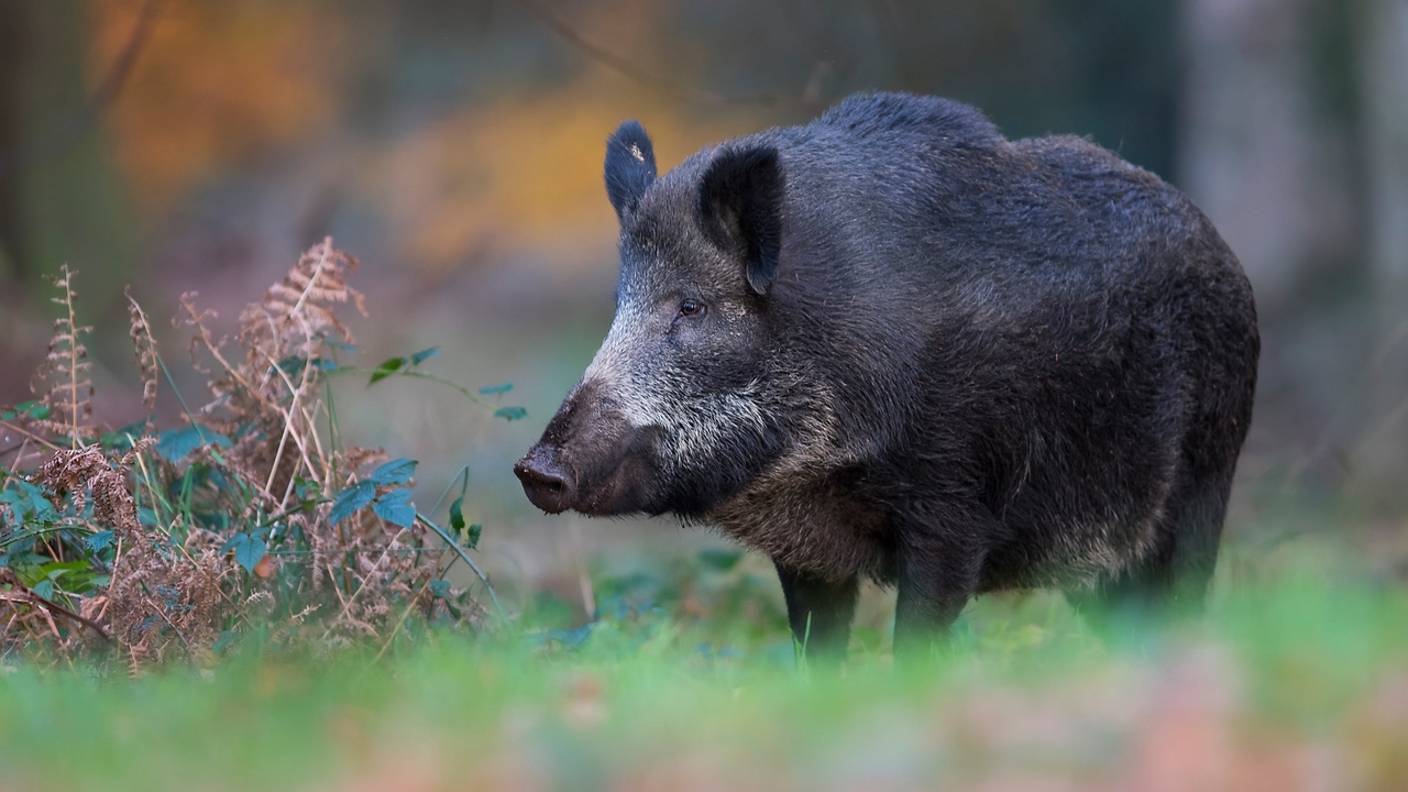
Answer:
xmin=515 ymin=92 xmax=1259 ymax=657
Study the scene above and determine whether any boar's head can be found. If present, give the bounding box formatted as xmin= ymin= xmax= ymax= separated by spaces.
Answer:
xmin=515 ymin=121 xmax=792 ymax=518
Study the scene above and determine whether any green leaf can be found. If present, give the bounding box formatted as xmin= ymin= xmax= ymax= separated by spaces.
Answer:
xmin=155 ymin=424 xmax=232 ymax=463
xmin=372 ymin=489 xmax=415 ymax=528
xmin=32 ymin=579 xmax=54 ymax=600
xmin=697 ymin=548 xmax=744 ymax=571
xmin=466 ymin=522 xmax=482 ymax=549
xmin=477 ymin=382 xmax=513 ymax=396
xmin=99 ymin=421 xmax=146 ymax=451
xmin=212 ymin=629 xmax=239 ymax=655
xmin=429 ymin=579 xmax=452 ymax=599
xmin=368 ymin=357 xmax=406 ymax=384
xmin=368 ymin=458 xmax=417 ymax=487
xmin=86 ymin=530 xmax=114 ymax=553
xmin=37 ymin=561 xmax=85 ymax=579
xmin=222 ymin=532 xmax=267 ymax=574
xmin=493 ymin=406 xmax=527 ymax=422
xmin=449 ymin=496 xmax=465 ymax=535
xmin=329 ymin=481 xmax=376 ymax=525
xmin=17 ymin=401 xmax=50 ymax=420
xmin=410 ymin=346 xmax=440 ymax=366
xmin=1 ymin=480 xmax=56 ymax=525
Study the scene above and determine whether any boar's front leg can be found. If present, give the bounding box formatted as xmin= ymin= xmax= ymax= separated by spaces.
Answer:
xmin=774 ymin=562 xmax=859 ymax=659
xmin=892 ymin=512 xmax=988 ymax=658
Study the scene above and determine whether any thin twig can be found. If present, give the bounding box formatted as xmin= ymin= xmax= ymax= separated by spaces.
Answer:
xmin=372 ymin=575 xmax=432 ymax=664
xmin=0 ymin=0 xmax=162 ymax=178
xmin=143 ymin=596 xmax=194 ymax=658
xmin=515 ymin=0 xmax=781 ymax=107
xmin=320 ymin=527 xmax=408 ymax=642
xmin=0 ymin=420 xmax=61 ymax=452
xmin=415 ymin=512 xmax=505 ymax=622
xmin=0 ymin=570 xmax=112 ymax=644
xmin=259 ymin=349 xmax=320 ymax=503
xmin=179 ymin=299 xmax=279 ymax=418
xmin=261 ymin=245 xmax=333 ymax=499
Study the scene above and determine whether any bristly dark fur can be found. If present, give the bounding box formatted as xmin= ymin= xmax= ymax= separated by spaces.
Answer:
xmin=517 ymin=92 xmax=1260 ymax=658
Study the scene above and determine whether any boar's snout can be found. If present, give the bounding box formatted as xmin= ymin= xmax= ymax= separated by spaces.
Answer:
xmin=514 ymin=380 xmax=662 ymax=517
xmin=513 ymin=445 xmax=574 ymax=515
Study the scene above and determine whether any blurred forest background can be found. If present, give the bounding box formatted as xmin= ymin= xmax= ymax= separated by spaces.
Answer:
xmin=2 ymin=0 xmax=1405 ymax=601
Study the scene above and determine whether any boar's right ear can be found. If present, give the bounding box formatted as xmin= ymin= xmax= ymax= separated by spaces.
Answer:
xmin=604 ymin=120 xmax=657 ymax=221
xmin=698 ymin=145 xmax=784 ymax=296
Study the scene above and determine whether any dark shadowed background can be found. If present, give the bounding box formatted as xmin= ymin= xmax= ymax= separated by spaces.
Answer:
xmin=2 ymin=0 xmax=1405 ymax=610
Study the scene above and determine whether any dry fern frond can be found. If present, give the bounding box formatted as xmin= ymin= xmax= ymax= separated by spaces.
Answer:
xmin=3 ymin=240 xmax=486 ymax=668
xmin=38 ymin=446 xmax=140 ymax=538
xmin=36 ymin=447 xmax=227 ymax=662
xmin=126 ymin=290 xmax=160 ymax=415
xmin=242 ymin=236 xmax=368 ymax=357
xmin=30 ymin=266 xmax=95 ymax=447
xmin=181 ymin=237 xmax=368 ymax=506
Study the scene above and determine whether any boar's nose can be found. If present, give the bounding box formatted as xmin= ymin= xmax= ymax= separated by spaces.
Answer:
xmin=514 ymin=447 xmax=575 ymax=515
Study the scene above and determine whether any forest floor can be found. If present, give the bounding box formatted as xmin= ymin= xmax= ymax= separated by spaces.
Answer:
xmin=3 ymin=545 xmax=1407 ymax=792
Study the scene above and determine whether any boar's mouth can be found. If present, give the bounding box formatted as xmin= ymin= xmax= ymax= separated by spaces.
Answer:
xmin=513 ymin=383 xmax=664 ymax=517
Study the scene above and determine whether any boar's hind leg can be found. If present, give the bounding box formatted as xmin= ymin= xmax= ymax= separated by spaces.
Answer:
xmin=1071 ymin=469 xmax=1234 ymax=628
xmin=1153 ymin=468 xmax=1234 ymax=610
xmin=775 ymin=563 xmax=859 ymax=659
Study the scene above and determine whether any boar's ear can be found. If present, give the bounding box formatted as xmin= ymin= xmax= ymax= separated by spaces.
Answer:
xmin=604 ymin=120 xmax=657 ymax=221
xmin=698 ymin=145 xmax=784 ymax=296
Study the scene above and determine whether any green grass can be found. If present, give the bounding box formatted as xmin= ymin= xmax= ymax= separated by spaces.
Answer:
xmin=4 ymin=555 xmax=1408 ymax=791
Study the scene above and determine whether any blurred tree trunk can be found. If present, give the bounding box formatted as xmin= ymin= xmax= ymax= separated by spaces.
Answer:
xmin=0 ymin=1 xmax=30 ymax=282
xmin=0 ymin=2 xmax=40 ymax=407
xmin=1353 ymin=0 xmax=1408 ymax=500
xmin=1180 ymin=0 xmax=1357 ymax=310
xmin=1180 ymin=0 xmax=1363 ymax=502
xmin=17 ymin=1 xmax=139 ymax=302
xmin=0 ymin=1 xmax=140 ymax=406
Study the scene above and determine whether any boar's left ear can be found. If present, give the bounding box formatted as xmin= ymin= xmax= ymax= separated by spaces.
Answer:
xmin=604 ymin=120 xmax=657 ymax=221
xmin=698 ymin=145 xmax=784 ymax=296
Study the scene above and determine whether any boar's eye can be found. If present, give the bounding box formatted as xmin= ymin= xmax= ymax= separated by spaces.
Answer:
xmin=678 ymin=299 xmax=706 ymax=318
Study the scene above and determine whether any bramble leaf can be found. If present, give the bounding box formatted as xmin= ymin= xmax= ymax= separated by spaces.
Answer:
xmin=368 ymin=458 xmax=417 ymax=487
xmin=155 ymin=424 xmax=232 ymax=463
xmin=372 ymin=488 xmax=415 ymax=528
xmin=222 ymin=532 xmax=267 ymax=574
xmin=329 ymin=481 xmax=376 ymax=525
xmin=0 ymin=479 xmax=57 ymax=524
xmin=410 ymin=347 xmax=440 ymax=366
xmin=86 ymin=530 xmax=114 ymax=553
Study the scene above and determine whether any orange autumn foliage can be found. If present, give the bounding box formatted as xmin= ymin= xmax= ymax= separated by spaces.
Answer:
xmin=88 ymin=0 xmax=347 ymax=212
